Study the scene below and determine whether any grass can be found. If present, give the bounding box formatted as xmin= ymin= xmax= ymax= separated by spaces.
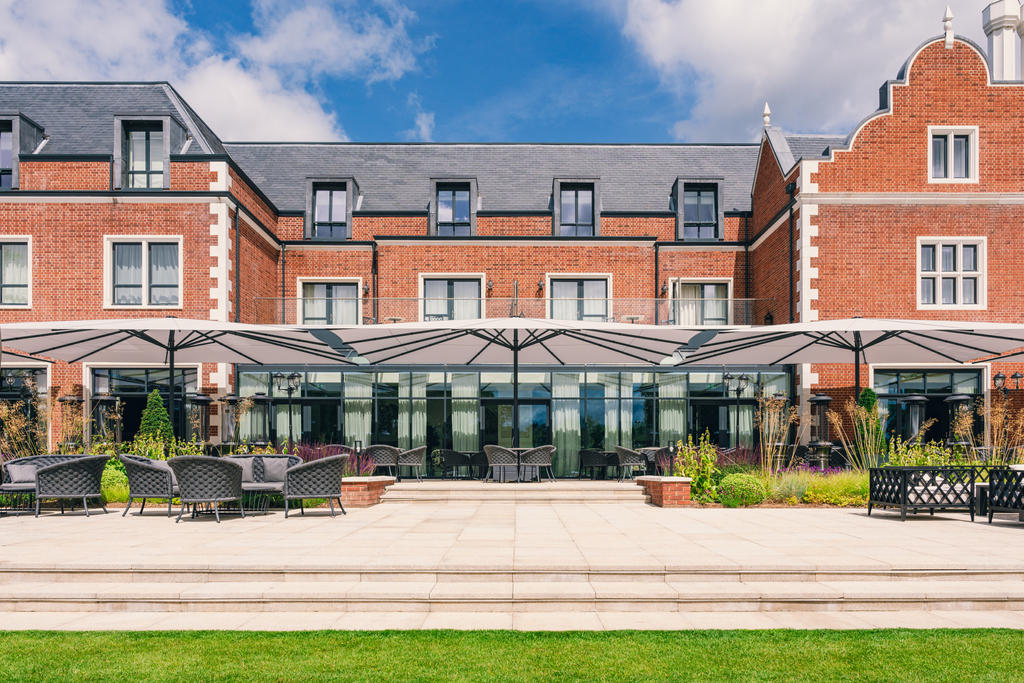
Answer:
xmin=765 ymin=470 xmax=869 ymax=507
xmin=0 ymin=630 xmax=1022 ymax=682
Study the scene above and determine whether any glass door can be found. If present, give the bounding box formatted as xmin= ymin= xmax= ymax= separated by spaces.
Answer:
xmin=482 ymin=400 xmax=551 ymax=448
xmin=690 ymin=401 xmax=730 ymax=448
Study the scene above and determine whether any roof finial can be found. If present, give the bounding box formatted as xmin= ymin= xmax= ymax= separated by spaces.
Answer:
xmin=762 ymin=102 xmax=771 ymax=128
xmin=944 ymin=5 xmax=954 ymax=48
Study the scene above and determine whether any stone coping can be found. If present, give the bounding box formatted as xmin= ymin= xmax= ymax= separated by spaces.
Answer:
xmin=341 ymin=476 xmax=395 ymax=484
xmin=635 ymin=475 xmax=692 ymax=483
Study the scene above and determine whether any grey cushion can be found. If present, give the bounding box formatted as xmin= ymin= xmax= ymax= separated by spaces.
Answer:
xmin=242 ymin=481 xmax=284 ymax=493
xmin=234 ymin=457 xmax=255 ymax=482
xmin=262 ymin=458 xmax=288 ymax=482
xmin=6 ymin=463 xmax=37 ymax=483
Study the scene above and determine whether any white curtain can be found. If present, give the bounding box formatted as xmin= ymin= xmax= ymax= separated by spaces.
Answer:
xmin=399 ymin=373 xmax=428 ymax=450
xmin=729 ymin=405 xmax=755 ymax=449
xmin=451 ymin=373 xmax=479 ymax=452
xmin=148 ymin=243 xmax=179 ymax=305
xmin=552 ymin=372 xmax=581 ymax=476
xmin=674 ymin=283 xmax=700 ymax=326
xmin=1 ymin=243 xmax=27 ymax=304
xmin=657 ymin=373 xmax=687 ymax=445
xmin=303 ymin=283 xmax=327 ymax=323
xmin=598 ymin=373 xmax=621 ymax=450
xmin=331 ymin=284 xmax=359 ymax=325
xmin=344 ymin=372 xmax=372 ymax=449
xmin=550 ymin=281 xmax=577 ymax=320
xmin=452 ymin=280 xmax=481 ymax=320
xmin=113 ymin=243 xmax=142 ymax=304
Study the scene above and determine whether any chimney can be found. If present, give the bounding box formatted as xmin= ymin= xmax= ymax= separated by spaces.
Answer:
xmin=983 ymin=0 xmax=1020 ymax=80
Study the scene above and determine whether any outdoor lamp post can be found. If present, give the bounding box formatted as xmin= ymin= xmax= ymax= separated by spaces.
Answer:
xmin=272 ymin=372 xmax=303 ymax=449
xmin=220 ymin=394 xmax=240 ymax=450
xmin=943 ymin=394 xmax=972 ymax=447
xmin=186 ymin=393 xmax=212 ymax=445
xmin=901 ymin=394 xmax=928 ymax=440
xmin=808 ymin=394 xmax=833 ymax=468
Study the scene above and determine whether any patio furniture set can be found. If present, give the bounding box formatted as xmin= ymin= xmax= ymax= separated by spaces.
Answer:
xmin=0 ymin=452 xmax=349 ymax=523
xmin=868 ymin=464 xmax=1024 ymax=523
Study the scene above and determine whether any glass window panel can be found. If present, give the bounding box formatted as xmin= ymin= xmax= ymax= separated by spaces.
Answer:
xmin=0 ymin=172 xmax=11 ymax=189
xmin=0 ymin=127 xmax=12 ymax=169
xmin=329 ymin=283 xmax=358 ymax=325
xmin=304 ymin=371 xmax=342 ymax=397
xmin=2 ymin=243 xmax=27 ymax=287
xmin=962 ymin=244 xmax=977 ymax=272
xmin=454 ymin=190 xmax=470 ymax=223
xmin=438 ymin=190 xmax=453 ymax=223
xmin=920 ymin=244 xmax=935 ymax=272
xmin=688 ymin=372 xmax=724 ymax=397
xmin=873 ymin=371 xmax=899 ymax=394
xmin=148 ymin=130 xmax=163 ymax=171
xmin=148 ymin=243 xmax=179 ymax=305
xmin=560 ymin=190 xmax=576 ymax=226
xmin=314 ymin=190 xmax=330 ymax=223
xmin=113 ymin=243 xmax=142 ymax=305
xmin=452 ymin=280 xmax=480 ymax=320
xmin=582 ymin=279 xmax=607 ymax=319
xmin=932 ymin=135 xmax=947 ymax=178
xmin=238 ymin=371 xmax=269 ymax=396
xmin=941 ymin=277 xmax=956 ymax=304
xmin=110 ymin=369 xmax=147 ymax=393
xmin=962 ymin=277 xmax=977 ymax=305
xmin=954 ymin=371 xmax=981 ymax=394
xmin=920 ymin=277 xmax=935 ymax=305
xmin=577 ymin=190 xmax=593 ymax=225
xmin=759 ymin=372 xmax=788 ymax=396
xmin=130 ymin=131 xmax=148 ymax=172
xmin=424 ymin=279 xmax=449 ymax=319
xmin=952 ymin=135 xmax=968 ymax=179
xmin=941 ymin=245 xmax=956 ymax=272
xmin=1 ymin=285 xmax=26 ymax=305
xmin=479 ymin=372 xmax=513 ymax=399
xmin=925 ymin=372 xmax=953 ymax=394
xmin=900 ymin=371 xmax=925 ymax=394
xmin=699 ymin=190 xmax=716 ymax=222
xmin=683 ymin=191 xmax=699 ymax=222
xmin=331 ymin=190 xmax=346 ymax=223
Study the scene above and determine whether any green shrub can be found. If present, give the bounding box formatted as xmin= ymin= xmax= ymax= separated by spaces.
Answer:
xmin=768 ymin=470 xmax=812 ymax=503
xmin=803 ymin=471 xmax=868 ymax=506
xmin=137 ymin=390 xmax=173 ymax=445
xmin=101 ymin=459 xmax=129 ymax=503
xmin=672 ymin=432 xmax=720 ymax=503
xmin=717 ymin=473 xmax=767 ymax=507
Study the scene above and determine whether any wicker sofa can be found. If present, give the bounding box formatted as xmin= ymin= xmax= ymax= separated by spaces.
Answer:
xmin=1 ymin=454 xmax=102 ymax=515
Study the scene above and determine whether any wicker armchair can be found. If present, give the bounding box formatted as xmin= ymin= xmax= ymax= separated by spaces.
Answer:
xmin=34 ymin=455 xmax=110 ymax=517
xmin=167 ymin=456 xmax=244 ymax=523
xmin=614 ymin=446 xmax=647 ymax=482
xmin=483 ymin=445 xmax=518 ymax=482
xmin=1 ymin=455 xmax=87 ymax=512
xmin=119 ymin=454 xmax=180 ymax=517
xmin=283 ymin=454 xmax=349 ymax=518
xmin=365 ymin=444 xmax=401 ymax=476
xmin=434 ymin=449 xmax=471 ymax=479
xmin=397 ymin=446 xmax=427 ymax=482
xmin=519 ymin=445 xmax=556 ymax=482
xmin=577 ymin=449 xmax=609 ymax=479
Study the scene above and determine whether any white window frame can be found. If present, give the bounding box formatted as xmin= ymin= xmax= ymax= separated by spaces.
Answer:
xmin=669 ymin=277 xmax=734 ymax=326
xmin=296 ymin=277 xmax=363 ymax=326
xmin=103 ymin=235 xmax=183 ymax=310
xmin=916 ymin=236 xmax=986 ymax=310
xmin=545 ymin=272 xmax=613 ymax=321
xmin=417 ymin=273 xmax=487 ymax=322
xmin=927 ymin=126 xmax=979 ymax=184
xmin=0 ymin=235 xmax=32 ymax=309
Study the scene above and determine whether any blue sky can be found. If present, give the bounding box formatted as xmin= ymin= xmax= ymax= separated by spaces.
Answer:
xmin=0 ymin=1 xmax=996 ymax=144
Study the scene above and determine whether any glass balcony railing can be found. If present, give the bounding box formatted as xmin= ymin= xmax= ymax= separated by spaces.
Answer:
xmin=251 ymin=297 xmax=768 ymax=327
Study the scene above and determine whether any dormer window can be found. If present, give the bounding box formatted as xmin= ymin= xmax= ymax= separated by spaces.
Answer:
xmin=313 ymin=184 xmax=349 ymax=239
xmin=0 ymin=122 xmax=12 ymax=190
xmin=559 ymin=184 xmax=594 ymax=236
xmin=437 ymin=184 xmax=471 ymax=236
xmin=682 ymin=185 xmax=718 ymax=240
xmin=123 ymin=122 xmax=164 ymax=189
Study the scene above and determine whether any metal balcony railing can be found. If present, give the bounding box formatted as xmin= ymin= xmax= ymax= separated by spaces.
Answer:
xmin=250 ymin=297 xmax=768 ymax=327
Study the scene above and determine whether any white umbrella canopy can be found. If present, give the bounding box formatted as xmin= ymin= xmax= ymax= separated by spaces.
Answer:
xmin=0 ymin=318 xmax=352 ymax=366
xmin=323 ymin=317 xmax=703 ymax=366
xmin=676 ymin=318 xmax=1024 ymax=391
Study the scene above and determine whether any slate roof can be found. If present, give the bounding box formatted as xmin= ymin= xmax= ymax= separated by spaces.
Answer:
xmin=224 ymin=142 xmax=760 ymax=214
xmin=784 ymin=134 xmax=845 ymax=163
xmin=0 ymin=83 xmax=224 ymax=155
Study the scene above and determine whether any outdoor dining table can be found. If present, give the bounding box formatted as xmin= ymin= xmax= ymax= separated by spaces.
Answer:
xmin=484 ymin=447 xmax=540 ymax=483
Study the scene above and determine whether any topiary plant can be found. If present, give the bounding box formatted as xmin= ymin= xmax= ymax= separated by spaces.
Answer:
xmin=857 ymin=387 xmax=878 ymax=412
xmin=137 ymin=389 xmax=173 ymax=445
xmin=717 ymin=473 xmax=767 ymax=508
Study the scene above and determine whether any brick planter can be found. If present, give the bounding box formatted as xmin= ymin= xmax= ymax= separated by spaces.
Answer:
xmin=636 ymin=476 xmax=692 ymax=507
xmin=341 ymin=476 xmax=395 ymax=507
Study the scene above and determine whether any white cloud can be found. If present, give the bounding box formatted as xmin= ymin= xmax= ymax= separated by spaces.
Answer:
xmin=402 ymin=92 xmax=435 ymax=141
xmin=0 ymin=0 xmax=428 ymax=141
xmin=616 ymin=0 xmax=990 ymax=141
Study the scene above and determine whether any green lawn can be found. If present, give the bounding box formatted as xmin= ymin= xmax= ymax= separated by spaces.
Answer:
xmin=1 ymin=630 xmax=1021 ymax=682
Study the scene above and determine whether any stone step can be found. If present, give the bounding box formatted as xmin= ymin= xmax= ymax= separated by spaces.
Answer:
xmin=381 ymin=495 xmax=650 ymax=503
xmin=3 ymin=565 xmax=1022 ymax=584
xmin=380 ymin=481 xmax=650 ymax=503
xmin=2 ymin=580 xmax=1024 ymax=613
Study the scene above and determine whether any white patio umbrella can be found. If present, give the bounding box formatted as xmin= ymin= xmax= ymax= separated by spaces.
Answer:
xmin=323 ymin=317 xmax=702 ymax=447
xmin=676 ymin=318 xmax=1024 ymax=393
xmin=0 ymin=318 xmax=353 ymax=434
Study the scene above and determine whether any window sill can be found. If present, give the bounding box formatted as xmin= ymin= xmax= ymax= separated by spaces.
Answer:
xmin=926 ymin=177 xmax=979 ymax=185
xmin=0 ymin=304 xmax=30 ymax=309
xmin=103 ymin=304 xmax=184 ymax=311
xmin=916 ymin=304 xmax=986 ymax=311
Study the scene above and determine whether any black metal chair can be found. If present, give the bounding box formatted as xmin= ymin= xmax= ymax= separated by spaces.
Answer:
xmin=284 ymin=454 xmax=349 ymax=518
xmin=34 ymin=455 xmax=110 ymax=517
xmin=435 ymin=449 xmax=471 ymax=479
xmin=577 ymin=449 xmax=609 ymax=479
xmin=614 ymin=446 xmax=647 ymax=482
xmin=119 ymin=454 xmax=179 ymax=517
xmin=167 ymin=456 xmax=244 ymax=523
xmin=519 ymin=445 xmax=556 ymax=482
xmin=365 ymin=444 xmax=401 ymax=477
xmin=483 ymin=445 xmax=518 ymax=482
xmin=397 ymin=446 xmax=427 ymax=482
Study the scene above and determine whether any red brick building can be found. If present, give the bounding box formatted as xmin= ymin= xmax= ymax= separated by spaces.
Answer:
xmin=0 ymin=8 xmax=1021 ymax=469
